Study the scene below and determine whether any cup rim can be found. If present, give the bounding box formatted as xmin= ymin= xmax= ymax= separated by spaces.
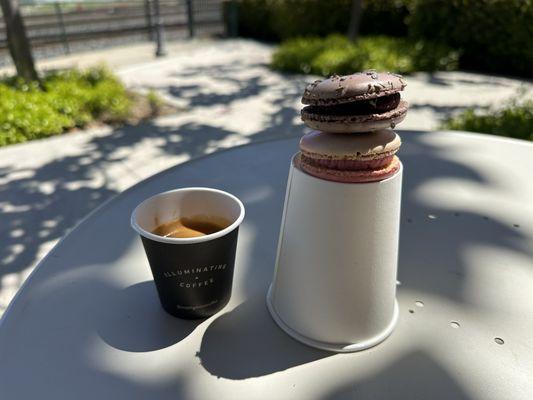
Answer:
xmin=131 ymin=187 xmax=245 ymax=244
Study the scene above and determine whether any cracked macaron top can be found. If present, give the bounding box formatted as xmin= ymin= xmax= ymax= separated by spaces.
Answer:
xmin=301 ymin=71 xmax=408 ymax=133
xmin=302 ymin=71 xmax=406 ymax=105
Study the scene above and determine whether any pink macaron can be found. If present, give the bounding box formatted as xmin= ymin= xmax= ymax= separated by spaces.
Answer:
xmin=297 ymin=129 xmax=401 ymax=183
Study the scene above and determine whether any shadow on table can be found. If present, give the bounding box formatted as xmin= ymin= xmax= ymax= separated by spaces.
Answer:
xmin=323 ymin=350 xmax=472 ymax=400
xmin=0 ymin=273 xmax=194 ymax=398
xmin=197 ymin=295 xmax=331 ymax=379
xmin=397 ymin=133 xmax=532 ymax=309
xmin=97 ymin=281 xmax=201 ymax=352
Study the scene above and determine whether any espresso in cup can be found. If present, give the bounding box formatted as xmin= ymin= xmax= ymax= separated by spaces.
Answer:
xmin=131 ymin=188 xmax=245 ymax=319
xmin=152 ymin=215 xmax=232 ymax=238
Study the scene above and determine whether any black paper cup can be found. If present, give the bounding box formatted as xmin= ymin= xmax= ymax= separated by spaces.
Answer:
xmin=131 ymin=187 xmax=245 ymax=319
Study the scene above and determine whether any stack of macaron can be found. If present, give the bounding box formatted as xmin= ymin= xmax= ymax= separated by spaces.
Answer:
xmin=296 ymin=71 xmax=408 ymax=183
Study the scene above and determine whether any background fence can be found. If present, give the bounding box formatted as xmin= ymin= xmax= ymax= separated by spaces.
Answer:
xmin=0 ymin=0 xmax=226 ymax=63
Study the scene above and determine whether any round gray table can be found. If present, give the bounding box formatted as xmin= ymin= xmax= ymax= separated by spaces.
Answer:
xmin=1 ymin=131 xmax=532 ymax=400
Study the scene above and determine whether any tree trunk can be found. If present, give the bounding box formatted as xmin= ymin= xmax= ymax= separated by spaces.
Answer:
xmin=0 ymin=0 xmax=40 ymax=83
xmin=347 ymin=0 xmax=363 ymax=41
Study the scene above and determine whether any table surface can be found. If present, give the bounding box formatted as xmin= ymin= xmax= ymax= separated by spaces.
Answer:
xmin=1 ymin=131 xmax=532 ymax=400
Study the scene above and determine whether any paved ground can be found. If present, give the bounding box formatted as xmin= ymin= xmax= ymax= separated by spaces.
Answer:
xmin=0 ymin=39 xmax=531 ymax=315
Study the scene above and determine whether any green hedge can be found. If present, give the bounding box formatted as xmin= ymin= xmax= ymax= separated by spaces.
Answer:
xmin=441 ymin=95 xmax=533 ymax=141
xmin=408 ymin=0 xmax=533 ymax=77
xmin=360 ymin=0 xmax=410 ymax=37
xmin=233 ymin=0 xmax=531 ymax=77
xmin=0 ymin=66 xmax=131 ymax=147
xmin=271 ymin=35 xmax=458 ymax=75
xmin=234 ymin=0 xmax=409 ymax=41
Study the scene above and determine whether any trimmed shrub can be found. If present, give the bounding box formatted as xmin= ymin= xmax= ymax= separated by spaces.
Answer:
xmin=441 ymin=94 xmax=533 ymax=141
xmin=271 ymin=35 xmax=459 ymax=75
xmin=233 ymin=0 xmax=531 ymax=76
xmin=408 ymin=0 xmax=533 ymax=77
xmin=269 ymin=0 xmax=351 ymax=40
xmin=234 ymin=0 xmax=409 ymax=41
xmin=234 ymin=0 xmax=277 ymax=41
xmin=0 ymin=66 xmax=131 ymax=147
xmin=360 ymin=0 xmax=410 ymax=36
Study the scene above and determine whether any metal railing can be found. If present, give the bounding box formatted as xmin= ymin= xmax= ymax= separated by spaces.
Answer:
xmin=0 ymin=0 xmax=225 ymax=61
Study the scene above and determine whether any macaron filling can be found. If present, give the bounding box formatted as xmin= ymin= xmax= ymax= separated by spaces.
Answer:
xmin=300 ymin=153 xmax=395 ymax=171
xmin=302 ymin=93 xmax=401 ymax=116
xmin=297 ymin=153 xmax=400 ymax=183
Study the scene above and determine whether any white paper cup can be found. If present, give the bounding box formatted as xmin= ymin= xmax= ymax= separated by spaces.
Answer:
xmin=267 ymin=156 xmax=402 ymax=352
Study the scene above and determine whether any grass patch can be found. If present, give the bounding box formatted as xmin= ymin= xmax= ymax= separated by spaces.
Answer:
xmin=0 ymin=66 xmax=178 ymax=147
xmin=441 ymin=94 xmax=533 ymax=141
xmin=0 ymin=66 xmax=131 ymax=146
xmin=271 ymin=34 xmax=459 ymax=76
xmin=146 ymin=89 xmax=166 ymax=117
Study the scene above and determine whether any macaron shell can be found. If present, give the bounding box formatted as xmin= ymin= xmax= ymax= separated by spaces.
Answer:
xmin=301 ymin=154 xmax=395 ymax=171
xmin=302 ymin=71 xmax=407 ymax=106
xmin=299 ymin=129 xmax=401 ymax=160
xmin=302 ymin=100 xmax=408 ymax=133
xmin=297 ymin=153 xmax=401 ymax=183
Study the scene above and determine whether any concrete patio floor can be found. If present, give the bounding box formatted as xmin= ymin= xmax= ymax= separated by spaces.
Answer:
xmin=1 ymin=38 xmax=531 ymax=315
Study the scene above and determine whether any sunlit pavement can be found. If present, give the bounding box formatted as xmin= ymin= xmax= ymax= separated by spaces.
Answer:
xmin=0 ymin=38 xmax=531 ymax=315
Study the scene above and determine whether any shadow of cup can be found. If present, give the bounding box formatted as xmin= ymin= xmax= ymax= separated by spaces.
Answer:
xmin=197 ymin=295 xmax=331 ymax=379
xmin=97 ymin=281 xmax=201 ymax=352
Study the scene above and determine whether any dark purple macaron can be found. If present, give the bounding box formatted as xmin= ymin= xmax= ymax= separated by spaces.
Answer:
xmin=301 ymin=71 xmax=408 ymax=133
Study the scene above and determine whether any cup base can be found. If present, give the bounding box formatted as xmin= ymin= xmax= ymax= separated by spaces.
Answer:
xmin=266 ymin=285 xmax=399 ymax=353
xmin=161 ymin=295 xmax=231 ymax=320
